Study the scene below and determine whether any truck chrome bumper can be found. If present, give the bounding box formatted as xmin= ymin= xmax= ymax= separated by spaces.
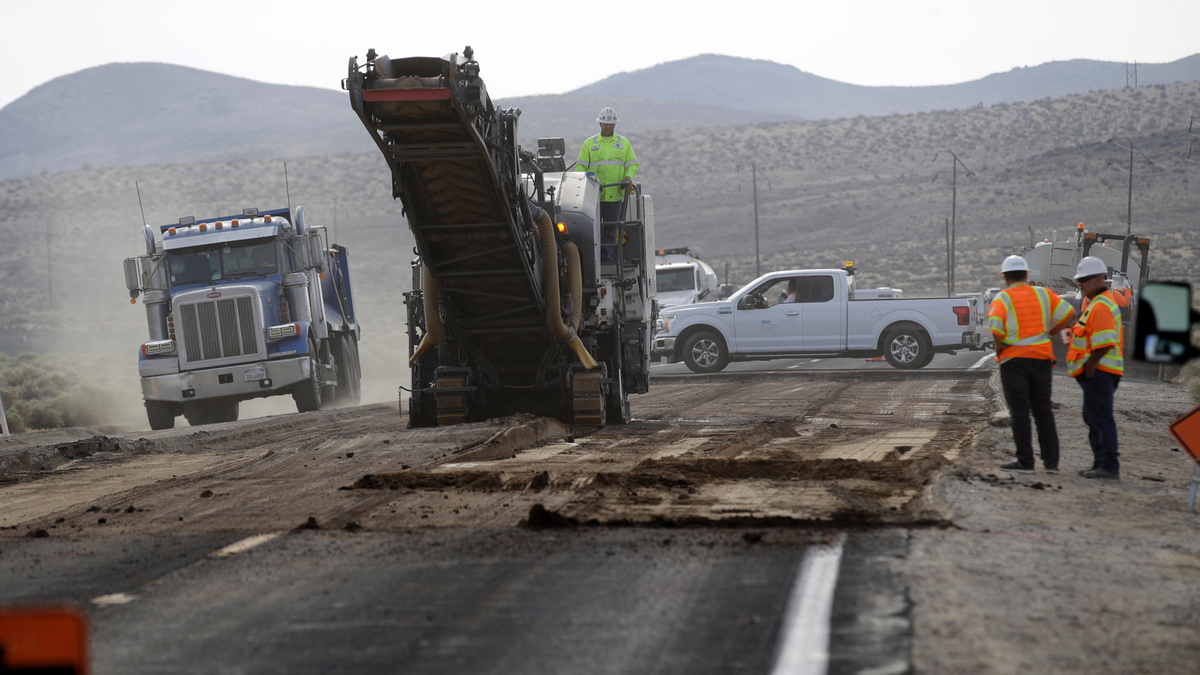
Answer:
xmin=141 ymin=356 xmax=310 ymax=403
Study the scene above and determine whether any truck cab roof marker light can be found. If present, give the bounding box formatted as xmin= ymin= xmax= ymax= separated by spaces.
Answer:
xmin=167 ymin=227 xmax=177 ymax=235
xmin=264 ymin=215 xmax=272 ymax=223
xmin=199 ymin=223 xmax=208 ymax=231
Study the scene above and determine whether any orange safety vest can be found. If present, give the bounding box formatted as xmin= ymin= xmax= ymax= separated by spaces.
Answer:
xmin=1067 ymin=291 xmax=1124 ymax=377
xmin=988 ymin=283 xmax=1071 ymax=362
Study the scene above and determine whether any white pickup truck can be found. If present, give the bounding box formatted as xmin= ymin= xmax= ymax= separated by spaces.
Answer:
xmin=652 ymin=266 xmax=986 ymax=371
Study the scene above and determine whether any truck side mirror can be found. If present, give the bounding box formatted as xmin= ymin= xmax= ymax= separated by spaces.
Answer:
xmin=1134 ymin=281 xmax=1200 ymax=363
xmin=123 ymin=257 xmax=142 ymax=296
xmin=309 ymin=234 xmax=326 ymax=274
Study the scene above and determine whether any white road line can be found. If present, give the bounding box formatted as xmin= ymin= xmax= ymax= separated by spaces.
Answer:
xmin=91 ymin=593 xmax=137 ymax=606
xmin=770 ymin=533 xmax=847 ymax=675
xmin=969 ymin=353 xmax=993 ymax=370
xmin=209 ymin=532 xmax=283 ymax=558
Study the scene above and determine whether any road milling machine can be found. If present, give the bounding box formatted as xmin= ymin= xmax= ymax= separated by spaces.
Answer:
xmin=346 ymin=46 xmax=656 ymax=427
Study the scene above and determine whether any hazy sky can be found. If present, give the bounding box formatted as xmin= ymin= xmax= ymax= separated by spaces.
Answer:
xmin=3 ymin=0 xmax=1198 ymax=111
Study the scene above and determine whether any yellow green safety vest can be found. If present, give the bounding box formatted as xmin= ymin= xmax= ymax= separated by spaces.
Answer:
xmin=575 ymin=134 xmax=639 ymax=202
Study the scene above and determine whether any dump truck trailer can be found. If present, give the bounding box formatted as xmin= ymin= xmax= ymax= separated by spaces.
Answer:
xmin=346 ymin=46 xmax=655 ymax=426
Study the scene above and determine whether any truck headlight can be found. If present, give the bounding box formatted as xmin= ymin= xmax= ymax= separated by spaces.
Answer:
xmin=659 ymin=314 xmax=676 ymax=333
xmin=266 ymin=323 xmax=300 ymax=340
xmin=141 ymin=339 xmax=176 ymax=356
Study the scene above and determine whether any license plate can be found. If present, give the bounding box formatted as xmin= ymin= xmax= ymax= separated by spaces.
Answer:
xmin=244 ymin=369 xmax=267 ymax=382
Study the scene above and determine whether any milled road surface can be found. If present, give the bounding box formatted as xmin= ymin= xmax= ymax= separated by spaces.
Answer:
xmin=1 ymin=365 xmax=992 ymax=673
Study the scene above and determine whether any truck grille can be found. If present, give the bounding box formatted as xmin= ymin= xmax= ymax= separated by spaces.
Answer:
xmin=179 ymin=296 xmax=262 ymax=364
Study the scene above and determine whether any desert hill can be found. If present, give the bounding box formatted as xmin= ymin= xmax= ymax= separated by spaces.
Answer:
xmin=4 ymin=54 xmax=1200 ymax=180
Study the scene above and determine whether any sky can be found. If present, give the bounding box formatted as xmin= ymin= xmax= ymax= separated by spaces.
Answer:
xmin=2 ymin=0 xmax=1199 ymax=111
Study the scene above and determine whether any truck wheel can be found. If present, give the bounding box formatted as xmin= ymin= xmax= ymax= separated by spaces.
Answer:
xmin=338 ymin=333 xmax=362 ymax=406
xmin=682 ymin=331 xmax=728 ymax=374
xmin=183 ymin=402 xmax=210 ymax=426
xmin=145 ymin=401 xmax=176 ymax=430
xmin=883 ymin=328 xmax=930 ymax=370
xmin=293 ymin=339 xmax=324 ymax=413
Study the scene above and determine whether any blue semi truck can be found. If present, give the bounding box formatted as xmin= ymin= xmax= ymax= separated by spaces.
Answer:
xmin=123 ymin=206 xmax=361 ymax=430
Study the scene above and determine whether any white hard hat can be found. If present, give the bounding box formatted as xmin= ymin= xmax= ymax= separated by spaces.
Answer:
xmin=1000 ymin=255 xmax=1029 ymax=273
xmin=1073 ymin=256 xmax=1108 ymax=280
xmin=596 ymin=107 xmax=619 ymax=123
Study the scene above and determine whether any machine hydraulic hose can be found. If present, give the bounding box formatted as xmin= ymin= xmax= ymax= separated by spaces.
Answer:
xmin=409 ymin=265 xmax=445 ymax=365
xmin=535 ymin=208 xmax=598 ymax=370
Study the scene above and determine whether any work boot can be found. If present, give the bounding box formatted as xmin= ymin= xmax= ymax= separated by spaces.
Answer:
xmin=1080 ymin=468 xmax=1119 ymax=480
xmin=1000 ymin=462 xmax=1035 ymax=474
xmin=1044 ymin=466 xmax=1059 ymax=475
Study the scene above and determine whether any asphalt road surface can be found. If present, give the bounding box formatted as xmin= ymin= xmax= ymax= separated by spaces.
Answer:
xmin=0 ymin=355 xmax=993 ymax=674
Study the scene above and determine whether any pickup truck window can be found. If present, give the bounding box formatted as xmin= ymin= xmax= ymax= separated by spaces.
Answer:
xmin=739 ymin=277 xmax=798 ymax=309
xmin=798 ymin=275 xmax=835 ymax=303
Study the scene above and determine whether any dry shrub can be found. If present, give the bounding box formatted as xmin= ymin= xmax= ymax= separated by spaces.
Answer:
xmin=0 ymin=353 xmax=117 ymax=431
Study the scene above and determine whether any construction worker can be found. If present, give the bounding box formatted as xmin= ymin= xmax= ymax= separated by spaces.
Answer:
xmin=576 ymin=107 xmax=639 ymax=223
xmin=1067 ymin=256 xmax=1124 ymax=480
xmin=576 ymin=107 xmax=638 ymax=264
xmin=989 ymin=255 xmax=1076 ymax=474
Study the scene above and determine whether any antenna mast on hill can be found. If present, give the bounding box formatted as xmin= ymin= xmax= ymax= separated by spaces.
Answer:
xmin=1125 ymin=61 xmax=1138 ymax=89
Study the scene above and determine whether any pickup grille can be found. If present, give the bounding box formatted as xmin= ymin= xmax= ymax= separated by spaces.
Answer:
xmin=179 ymin=296 xmax=262 ymax=364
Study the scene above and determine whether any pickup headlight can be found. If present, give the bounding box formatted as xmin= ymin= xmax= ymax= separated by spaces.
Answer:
xmin=658 ymin=314 xmax=677 ymax=334
xmin=141 ymin=339 xmax=176 ymax=356
xmin=266 ymin=323 xmax=300 ymax=340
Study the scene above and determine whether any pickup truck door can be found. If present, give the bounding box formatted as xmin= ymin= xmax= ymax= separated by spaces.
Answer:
xmin=799 ymin=274 xmax=844 ymax=351
xmin=733 ymin=277 xmax=804 ymax=352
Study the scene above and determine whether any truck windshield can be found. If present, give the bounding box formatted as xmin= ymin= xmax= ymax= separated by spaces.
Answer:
xmin=166 ymin=239 xmax=278 ymax=286
xmin=657 ymin=268 xmax=695 ymax=293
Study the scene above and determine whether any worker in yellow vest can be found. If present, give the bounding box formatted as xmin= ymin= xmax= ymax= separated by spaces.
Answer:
xmin=576 ymin=107 xmax=639 ymax=262
xmin=989 ymin=255 xmax=1075 ymax=474
xmin=1067 ymin=256 xmax=1124 ymax=480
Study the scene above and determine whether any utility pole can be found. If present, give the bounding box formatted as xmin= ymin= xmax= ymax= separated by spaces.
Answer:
xmin=46 ymin=225 xmax=52 ymax=307
xmin=933 ymin=151 xmax=973 ymax=296
xmin=1127 ymin=143 xmax=1134 ymax=235
xmin=752 ymin=162 xmax=760 ymax=278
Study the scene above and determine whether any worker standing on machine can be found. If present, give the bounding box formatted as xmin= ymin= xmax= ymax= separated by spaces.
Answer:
xmin=1067 ymin=256 xmax=1125 ymax=480
xmin=989 ymin=255 xmax=1076 ymax=475
xmin=576 ymin=107 xmax=639 ymax=262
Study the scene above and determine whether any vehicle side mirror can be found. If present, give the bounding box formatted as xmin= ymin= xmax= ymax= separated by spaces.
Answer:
xmin=123 ymin=257 xmax=141 ymax=296
xmin=309 ymin=234 xmax=326 ymax=274
xmin=1134 ymin=281 xmax=1200 ymax=363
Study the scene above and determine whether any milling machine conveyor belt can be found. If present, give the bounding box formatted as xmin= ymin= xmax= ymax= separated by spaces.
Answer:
xmin=348 ymin=51 xmax=553 ymax=385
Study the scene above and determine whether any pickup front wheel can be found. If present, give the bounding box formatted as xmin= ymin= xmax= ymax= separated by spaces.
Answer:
xmin=883 ymin=328 xmax=931 ymax=370
xmin=682 ymin=331 xmax=728 ymax=374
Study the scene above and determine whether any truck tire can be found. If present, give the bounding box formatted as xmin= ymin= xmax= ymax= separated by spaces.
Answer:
xmin=335 ymin=333 xmax=362 ymax=406
xmin=183 ymin=402 xmax=210 ymax=426
xmin=145 ymin=401 xmax=176 ymax=430
xmin=682 ymin=331 xmax=728 ymax=374
xmin=883 ymin=328 xmax=931 ymax=370
xmin=293 ymin=339 xmax=324 ymax=413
